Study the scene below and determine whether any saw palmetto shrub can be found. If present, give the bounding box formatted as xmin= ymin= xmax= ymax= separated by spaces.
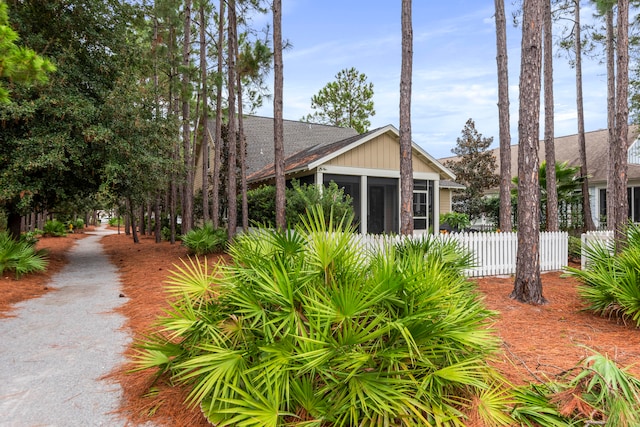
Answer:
xmin=566 ymin=222 xmax=640 ymax=326
xmin=512 ymin=351 xmax=640 ymax=426
xmin=180 ymin=222 xmax=228 ymax=256
xmin=134 ymin=208 xmax=513 ymax=426
xmin=0 ymin=231 xmax=48 ymax=279
xmin=42 ymin=219 xmax=67 ymax=237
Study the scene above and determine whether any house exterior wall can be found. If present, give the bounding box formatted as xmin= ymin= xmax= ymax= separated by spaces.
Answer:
xmin=325 ymin=134 xmax=440 ymax=175
xmin=439 ymin=189 xmax=452 ymax=215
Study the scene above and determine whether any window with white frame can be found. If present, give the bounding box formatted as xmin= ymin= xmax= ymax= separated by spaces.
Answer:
xmin=413 ymin=180 xmax=429 ymax=230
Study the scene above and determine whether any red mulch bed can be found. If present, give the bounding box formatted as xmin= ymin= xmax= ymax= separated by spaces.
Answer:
xmin=2 ymin=230 xmax=640 ymax=426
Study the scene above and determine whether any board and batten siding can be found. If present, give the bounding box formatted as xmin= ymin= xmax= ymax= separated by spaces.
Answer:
xmin=439 ymin=189 xmax=451 ymax=214
xmin=325 ymin=134 xmax=439 ymax=174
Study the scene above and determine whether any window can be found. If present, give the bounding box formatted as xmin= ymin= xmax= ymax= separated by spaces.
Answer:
xmin=413 ymin=180 xmax=429 ymax=230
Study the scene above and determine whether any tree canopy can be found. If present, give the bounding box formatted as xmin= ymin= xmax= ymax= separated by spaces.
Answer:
xmin=444 ymin=118 xmax=499 ymax=221
xmin=0 ymin=0 xmax=55 ymax=103
xmin=301 ymin=67 xmax=375 ymax=134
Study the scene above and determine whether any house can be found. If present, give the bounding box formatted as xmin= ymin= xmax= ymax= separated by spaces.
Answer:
xmin=197 ymin=115 xmax=458 ymax=234
xmin=440 ymin=126 xmax=640 ymax=228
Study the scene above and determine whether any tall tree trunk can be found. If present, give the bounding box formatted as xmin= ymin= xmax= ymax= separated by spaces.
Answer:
xmin=606 ymin=7 xmax=616 ymax=231
xmin=181 ymin=0 xmax=194 ymax=234
xmin=399 ymin=0 xmax=413 ymax=236
xmin=227 ymin=0 xmax=238 ymax=239
xmin=512 ymin=0 xmax=545 ymax=305
xmin=613 ymin=0 xmax=629 ymax=248
xmin=237 ymin=73 xmax=249 ymax=231
xmin=544 ymin=0 xmax=558 ymax=231
xmin=200 ymin=2 xmax=209 ymax=224
xmin=574 ymin=0 xmax=596 ymax=232
xmin=7 ymin=209 xmax=22 ymax=240
xmin=155 ymin=194 xmax=161 ymax=243
xmin=212 ymin=0 xmax=225 ymax=228
xmin=128 ymin=198 xmax=139 ymax=244
xmin=273 ymin=0 xmax=286 ymax=230
xmin=495 ymin=0 xmax=512 ymax=232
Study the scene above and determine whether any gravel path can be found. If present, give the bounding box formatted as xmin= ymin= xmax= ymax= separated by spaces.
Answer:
xmin=0 ymin=226 xmax=132 ymax=427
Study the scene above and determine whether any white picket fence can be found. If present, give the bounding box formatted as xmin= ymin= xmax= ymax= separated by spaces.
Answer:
xmin=581 ymin=230 xmax=614 ymax=269
xmin=356 ymin=231 xmax=568 ymax=277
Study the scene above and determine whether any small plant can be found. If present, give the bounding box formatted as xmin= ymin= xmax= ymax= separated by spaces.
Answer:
xmin=512 ymin=351 xmax=640 ymax=426
xmin=180 ymin=222 xmax=227 ymax=255
xmin=441 ymin=212 xmax=471 ymax=232
xmin=0 ymin=232 xmax=48 ymax=278
xmin=42 ymin=219 xmax=67 ymax=237
xmin=567 ymin=235 xmax=581 ymax=263
xmin=566 ymin=222 xmax=640 ymax=326
xmin=20 ymin=230 xmax=42 ymax=246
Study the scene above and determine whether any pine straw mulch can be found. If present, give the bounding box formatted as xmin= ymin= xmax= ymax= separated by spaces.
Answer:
xmin=2 ymin=230 xmax=640 ymax=426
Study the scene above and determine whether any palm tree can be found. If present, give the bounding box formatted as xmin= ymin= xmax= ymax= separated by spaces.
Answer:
xmin=399 ymin=0 xmax=413 ymax=235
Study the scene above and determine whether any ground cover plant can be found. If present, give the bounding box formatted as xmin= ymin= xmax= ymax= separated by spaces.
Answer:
xmin=566 ymin=222 xmax=640 ymax=327
xmin=133 ymin=209 xmax=513 ymax=426
xmin=0 ymin=231 xmax=48 ymax=278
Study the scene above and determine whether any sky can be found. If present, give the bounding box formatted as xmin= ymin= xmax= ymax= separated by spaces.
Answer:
xmin=252 ymin=0 xmax=613 ymax=159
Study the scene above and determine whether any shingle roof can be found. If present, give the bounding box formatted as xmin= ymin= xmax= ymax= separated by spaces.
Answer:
xmin=439 ymin=126 xmax=640 ymax=185
xmin=214 ymin=115 xmax=359 ymax=176
xmin=248 ymin=127 xmax=382 ymax=182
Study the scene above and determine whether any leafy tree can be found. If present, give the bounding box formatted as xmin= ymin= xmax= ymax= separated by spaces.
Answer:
xmin=444 ymin=119 xmax=499 ymax=221
xmin=0 ymin=0 xmax=55 ymax=103
xmin=301 ymin=67 xmax=375 ymax=134
xmin=0 ymin=0 xmax=144 ymax=239
xmin=512 ymin=0 xmax=545 ymax=305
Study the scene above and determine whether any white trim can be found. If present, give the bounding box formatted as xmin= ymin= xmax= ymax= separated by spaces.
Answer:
xmin=433 ymin=180 xmax=440 ymax=232
xmin=307 ymin=125 xmax=456 ymax=180
xmin=318 ymin=165 xmax=440 ymax=181
xmin=361 ymin=176 xmax=368 ymax=234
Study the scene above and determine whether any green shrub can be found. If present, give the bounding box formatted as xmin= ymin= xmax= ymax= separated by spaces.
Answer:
xmin=566 ymin=222 xmax=640 ymax=326
xmin=73 ymin=218 xmax=84 ymax=230
xmin=20 ymin=230 xmax=42 ymax=246
xmin=512 ymin=351 xmax=640 ymax=426
xmin=441 ymin=212 xmax=471 ymax=231
xmin=246 ymin=179 xmax=354 ymax=229
xmin=568 ymin=235 xmax=581 ymax=262
xmin=134 ymin=208 xmax=512 ymax=426
xmin=108 ymin=217 xmax=124 ymax=227
xmin=43 ymin=220 xmax=67 ymax=237
xmin=0 ymin=232 xmax=48 ymax=279
xmin=180 ymin=222 xmax=228 ymax=255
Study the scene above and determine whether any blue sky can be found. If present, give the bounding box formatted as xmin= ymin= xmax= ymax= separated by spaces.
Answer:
xmin=253 ymin=0 xmax=610 ymax=159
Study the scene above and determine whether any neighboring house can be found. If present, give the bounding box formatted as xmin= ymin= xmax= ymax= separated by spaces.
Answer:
xmin=440 ymin=126 xmax=640 ymax=228
xmin=196 ymin=115 xmax=457 ymax=234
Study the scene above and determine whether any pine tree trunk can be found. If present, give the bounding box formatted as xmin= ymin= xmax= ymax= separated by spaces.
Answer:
xmin=237 ymin=73 xmax=249 ymax=231
xmin=399 ymin=0 xmax=413 ymax=236
xmin=574 ymin=1 xmax=595 ymax=232
xmin=227 ymin=0 xmax=238 ymax=239
xmin=200 ymin=2 xmax=209 ymax=224
xmin=494 ymin=0 xmax=512 ymax=232
xmin=543 ymin=0 xmax=558 ymax=232
xmin=606 ymin=7 xmax=616 ymax=231
xmin=212 ymin=0 xmax=225 ymax=228
xmin=511 ymin=0 xmax=545 ymax=305
xmin=273 ymin=0 xmax=286 ymax=230
xmin=181 ymin=0 xmax=194 ymax=234
xmin=613 ymin=0 xmax=629 ymax=248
